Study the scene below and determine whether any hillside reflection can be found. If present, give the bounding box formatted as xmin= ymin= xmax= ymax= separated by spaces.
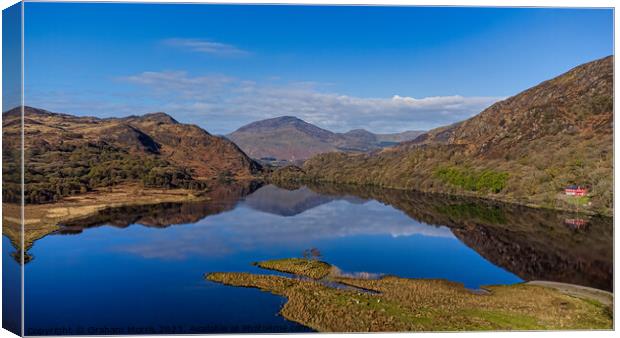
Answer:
xmin=299 ymin=182 xmax=613 ymax=291
xmin=59 ymin=181 xmax=263 ymax=232
xmin=48 ymin=182 xmax=613 ymax=291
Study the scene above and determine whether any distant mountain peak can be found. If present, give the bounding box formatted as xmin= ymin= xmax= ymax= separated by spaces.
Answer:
xmin=228 ymin=116 xmax=425 ymax=162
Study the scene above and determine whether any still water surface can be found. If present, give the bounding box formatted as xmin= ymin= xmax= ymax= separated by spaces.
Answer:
xmin=7 ymin=183 xmax=612 ymax=334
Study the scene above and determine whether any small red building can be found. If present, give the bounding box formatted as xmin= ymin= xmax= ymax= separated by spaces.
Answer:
xmin=565 ymin=185 xmax=588 ymax=196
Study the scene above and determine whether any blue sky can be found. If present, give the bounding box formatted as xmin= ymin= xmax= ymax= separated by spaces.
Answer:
xmin=23 ymin=3 xmax=613 ymax=134
xmin=3 ymin=2 xmax=21 ymax=112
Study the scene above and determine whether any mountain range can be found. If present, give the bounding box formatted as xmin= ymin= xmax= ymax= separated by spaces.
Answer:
xmin=227 ymin=116 xmax=424 ymax=162
xmin=3 ymin=56 xmax=612 ymax=215
xmin=275 ymin=56 xmax=613 ymax=215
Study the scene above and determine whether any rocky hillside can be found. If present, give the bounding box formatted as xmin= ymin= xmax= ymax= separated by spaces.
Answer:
xmin=120 ymin=112 xmax=260 ymax=178
xmin=405 ymin=55 xmax=613 ymax=157
xmin=227 ymin=116 xmax=423 ymax=162
xmin=292 ymin=56 xmax=613 ymax=215
xmin=2 ymin=107 xmax=261 ymax=203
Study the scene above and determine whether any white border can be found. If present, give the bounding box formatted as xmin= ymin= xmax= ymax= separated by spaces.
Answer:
xmin=0 ymin=1 xmax=616 ymax=338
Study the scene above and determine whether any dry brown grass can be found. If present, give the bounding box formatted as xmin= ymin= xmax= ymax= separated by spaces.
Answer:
xmin=206 ymin=259 xmax=612 ymax=332
xmin=256 ymin=258 xmax=334 ymax=279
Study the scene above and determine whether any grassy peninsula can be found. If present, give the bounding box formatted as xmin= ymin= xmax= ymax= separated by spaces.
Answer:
xmin=2 ymin=184 xmax=211 ymax=262
xmin=206 ymin=258 xmax=612 ymax=332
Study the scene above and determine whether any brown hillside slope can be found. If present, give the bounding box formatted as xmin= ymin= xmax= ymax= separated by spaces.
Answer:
xmin=298 ymin=56 xmax=613 ymax=215
xmin=407 ymin=55 xmax=612 ymax=156
xmin=2 ymin=107 xmax=260 ymax=203
xmin=123 ymin=112 xmax=260 ymax=179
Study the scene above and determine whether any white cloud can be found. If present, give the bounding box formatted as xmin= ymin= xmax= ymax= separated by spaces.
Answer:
xmin=116 ymin=70 xmax=501 ymax=134
xmin=120 ymin=71 xmax=235 ymax=100
xmin=27 ymin=71 xmax=501 ymax=135
xmin=163 ymin=38 xmax=250 ymax=56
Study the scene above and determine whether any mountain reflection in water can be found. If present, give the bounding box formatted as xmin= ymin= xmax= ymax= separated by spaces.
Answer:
xmin=51 ymin=182 xmax=612 ymax=291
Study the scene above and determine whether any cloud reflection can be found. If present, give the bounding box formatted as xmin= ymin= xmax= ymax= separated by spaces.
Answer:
xmin=114 ymin=197 xmax=454 ymax=260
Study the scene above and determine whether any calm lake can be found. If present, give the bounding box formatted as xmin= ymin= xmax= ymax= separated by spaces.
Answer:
xmin=7 ymin=182 xmax=613 ymax=335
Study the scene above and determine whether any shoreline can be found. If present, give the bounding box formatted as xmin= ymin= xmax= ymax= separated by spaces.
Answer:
xmin=207 ymin=258 xmax=613 ymax=332
xmin=4 ymin=178 xmax=610 ymax=262
xmin=267 ymin=177 xmax=612 ymax=217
